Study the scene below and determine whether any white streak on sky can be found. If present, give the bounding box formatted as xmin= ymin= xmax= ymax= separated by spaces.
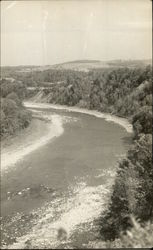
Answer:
xmin=6 ymin=1 xmax=17 ymax=10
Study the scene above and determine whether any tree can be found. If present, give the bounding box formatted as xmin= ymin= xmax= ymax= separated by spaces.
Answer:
xmin=132 ymin=106 xmax=152 ymax=137
xmin=6 ymin=92 xmax=21 ymax=106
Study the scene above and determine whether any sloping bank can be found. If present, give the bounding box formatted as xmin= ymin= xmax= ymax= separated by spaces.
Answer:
xmin=1 ymin=110 xmax=64 ymax=173
xmin=24 ymin=101 xmax=133 ymax=134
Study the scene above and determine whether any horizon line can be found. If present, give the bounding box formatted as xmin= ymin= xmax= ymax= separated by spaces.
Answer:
xmin=0 ymin=58 xmax=152 ymax=68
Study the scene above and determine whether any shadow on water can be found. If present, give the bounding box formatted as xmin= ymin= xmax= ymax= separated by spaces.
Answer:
xmin=121 ymin=135 xmax=133 ymax=147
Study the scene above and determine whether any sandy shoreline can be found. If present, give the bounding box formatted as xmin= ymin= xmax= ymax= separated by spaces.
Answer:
xmin=24 ymin=101 xmax=133 ymax=133
xmin=1 ymin=112 xmax=64 ymax=172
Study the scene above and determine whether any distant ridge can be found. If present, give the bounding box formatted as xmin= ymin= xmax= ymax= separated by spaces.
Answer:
xmin=51 ymin=59 xmax=151 ymax=72
xmin=61 ymin=60 xmax=101 ymax=64
xmin=1 ymin=59 xmax=151 ymax=73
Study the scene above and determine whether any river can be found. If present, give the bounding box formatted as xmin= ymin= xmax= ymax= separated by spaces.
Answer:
xmin=1 ymin=102 xmax=132 ymax=249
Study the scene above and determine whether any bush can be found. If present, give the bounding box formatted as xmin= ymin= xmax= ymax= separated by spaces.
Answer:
xmin=132 ymin=106 xmax=152 ymax=137
xmin=6 ymin=92 xmax=21 ymax=106
xmin=0 ymin=79 xmax=32 ymax=138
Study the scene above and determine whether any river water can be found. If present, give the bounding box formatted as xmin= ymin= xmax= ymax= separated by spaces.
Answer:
xmin=1 ymin=103 xmax=132 ymax=249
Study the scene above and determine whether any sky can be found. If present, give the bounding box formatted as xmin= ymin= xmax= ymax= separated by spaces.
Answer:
xmin=1 ymin=0 xmax=152 ymax=66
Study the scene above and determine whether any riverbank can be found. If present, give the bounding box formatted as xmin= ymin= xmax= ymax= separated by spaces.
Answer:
xmin=24 ymin=101 xmax=133 ymax=134
xmin=1 ymin=111 xmax=64 ymax=173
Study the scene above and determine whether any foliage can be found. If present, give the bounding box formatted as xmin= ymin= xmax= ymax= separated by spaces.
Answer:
xmin=88 ymin=219 xmax=153 ymax=248
xmin=23 ymin=65 xmax=152 ymax=119
xmin=0 ymin=79 xmax=31 ymax=138
xmin=100 ymin=133 xmax=153 ymax=240
xmin=96 ymin=66 xmax=152 ymax=244
xmin=112 ymin=218 xmax=153 ymax=248
xmin=132 ymin=106 xmax=152 ymax=137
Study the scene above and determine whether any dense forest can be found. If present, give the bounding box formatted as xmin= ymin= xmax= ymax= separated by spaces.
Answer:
xmin=30 ymin=66 xmax=152 ymax=119
xmin=1 ymin=64 xmax=152 ymax=247
xmin=24 ymin=65 xmax=152 ymax=247
xmin=0 ymin=78 xmax=31 ymax=138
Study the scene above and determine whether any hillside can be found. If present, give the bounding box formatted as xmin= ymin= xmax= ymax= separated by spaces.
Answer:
xmin=51 ymin=59 xmax=152 ymax=72
xmin=51 ymin=60 xmax=108 ymax=72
